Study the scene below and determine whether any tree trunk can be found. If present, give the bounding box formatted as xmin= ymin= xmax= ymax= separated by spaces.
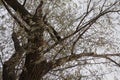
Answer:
xmin=2 ymin=0 xmax=52 ymax=80
xmin=19 ymin=59 xmax=53 ymax=80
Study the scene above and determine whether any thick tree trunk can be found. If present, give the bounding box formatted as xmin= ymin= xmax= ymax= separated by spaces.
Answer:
xmin=3 ymin=62 xmax=16 ymax=80
xmin=19 ymin=60 xmax=52 ymax=80
xmin=19 ymin=50 xmax=53 ymax=80
xmin=2 ymin=0 xmax=53 ymax=80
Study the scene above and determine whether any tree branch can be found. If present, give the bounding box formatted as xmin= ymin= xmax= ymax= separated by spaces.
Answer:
xmin=4 ymin=0 xmax=31 ymax=16
xmin=12 ymin=32 xmax=21 ymax=51
xmin=50 ymin=53 xmax=120 ymax=69
xmin=51 ymin=53 xmax=94 ymax=68
xmin=44 ymin=22 xmax=62 ymax=42
xmin=23 ymin=0 xmax=27 ymax=6
xmin=33 ymin=0 xmax=43 ymax=19
xmin=43 ymin=8 xmax=120 ymax=55
xmin=105 ymin=57 xmax=120 ymax=67
xmin=1 ymin=0 xmax=26 ymax=28
xmin=3 ymin=32 xmax=24 ymax=80
xmin=3 ymin=0 xmax=32 ymax=25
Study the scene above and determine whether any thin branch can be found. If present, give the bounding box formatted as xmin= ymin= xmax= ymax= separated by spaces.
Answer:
xmin=53 ymin=62 xmax=109 ymax=72
xmin=42 ymin=9 xmax=118 ymax=55
xmin=76 ymin=7 xmax=93 ymax=30
xmin=23 ymin=0 xmax=27 ymax=6
xmin=43 ymin=15 xmax=95 ymax=55
xmin=71 ymin=34 xmax=82 ymax=54
xmin=48 ymin=72 xmax=66 ymax=80
xmin=12 ymin=32 xmax=21 ymax=51
xmin=51 ymin=53 xmax=94 ymax=68
xmin=102 ymin=1 xmax=118 ymax=13
xmin=52 ymin=46 xmax=65 ymax=60
xmin=100 ymin=0 xmax=107 ymax=12
xmin=71 ymin=23 xmax=93 ymax=54
xmin=86 ymin=0 xmax=92 ymax=13
xmin=105 ymin=57 xmax=120 ymax=67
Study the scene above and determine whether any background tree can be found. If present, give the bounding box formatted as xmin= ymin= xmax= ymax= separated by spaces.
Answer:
xmin=0 ymin=0 xmax=120 ymax=80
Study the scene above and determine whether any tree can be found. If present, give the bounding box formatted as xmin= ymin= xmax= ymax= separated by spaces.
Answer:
xmin=0 ymin=0 xmax=120 ymax=80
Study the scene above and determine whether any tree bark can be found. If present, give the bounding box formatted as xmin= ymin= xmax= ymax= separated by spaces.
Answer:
xmin=2 ymin=0 xmax=53 ymax=80
xmin=2 ymin=0 xmax=120 ymax=80
xmin=19 ymin=60 xmax=53 ymax=80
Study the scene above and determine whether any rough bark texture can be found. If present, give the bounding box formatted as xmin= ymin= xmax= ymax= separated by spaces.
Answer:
xmin=19 ymin=60 xmax=53 ymax=80
xmin=2 ymin=0 xmax=120 ymax=80
xmin=2 ymin=0 xmax=52 ymax=80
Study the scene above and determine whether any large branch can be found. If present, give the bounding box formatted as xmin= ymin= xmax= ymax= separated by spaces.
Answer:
xmin=4 ymin=0 xmax=31 ymax=16
xmin=44 ymin=22 xmax=62 ymax=42
xmin=1 ymin=0 xmax=30 ymax=32
xmin=3 ymin=0 xmax=32 ymax=25
xmin=33 ymin=0 xmax=43 ymax=19
xmin=51 ymin=53 xmax=120 ymax=69
xmin=3 ymin=32 xmax=24 ymax=80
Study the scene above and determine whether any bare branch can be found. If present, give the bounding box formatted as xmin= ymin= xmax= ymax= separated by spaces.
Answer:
xmin=76 ymin=7 xmax=93 ymax=30
xmin=86 ymin=0 xmax=92 ymax=13
xmin=50 ymin=53 xmax=120 ymax=69
xmin=44 ymin=22 xmax=62 ymax=42
xmin=103 ymin=1 xmax=118 ymax=12
xmin=53 ymin=62 xmax=108 ymax=72
xmin=51 ymin=53 xmax=94 ymax=68
xmin=23 ymin=0 xmax=27 ymax=6
xmin=100 ymin=0 xmax=107 ymax=12
xmin=105 ymin=57 xmax=120 ymax=67
xmin=33 ymin=0 xmax=43 ymax=18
